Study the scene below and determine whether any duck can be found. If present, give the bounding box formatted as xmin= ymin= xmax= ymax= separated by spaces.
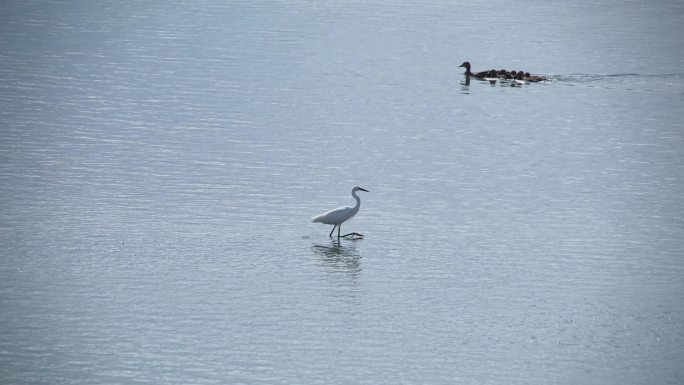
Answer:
xmin=458 ymin=61 xmax=492 ymax=78
xmin=460 ymin=61 xmax=549 ymax=82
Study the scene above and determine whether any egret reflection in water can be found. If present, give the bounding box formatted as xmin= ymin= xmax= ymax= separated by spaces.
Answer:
xmin=312 ymin=241 xmax=362 ymax=274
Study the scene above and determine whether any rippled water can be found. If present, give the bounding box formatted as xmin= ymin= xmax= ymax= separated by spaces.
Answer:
xmin=1 ymin=0 xmax=684 ymax=384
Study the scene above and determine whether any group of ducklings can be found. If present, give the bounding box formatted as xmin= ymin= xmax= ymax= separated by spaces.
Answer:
xmin=459 ymin=61 xmax=548 ymax=83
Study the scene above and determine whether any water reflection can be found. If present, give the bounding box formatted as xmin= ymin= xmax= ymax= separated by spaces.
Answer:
xmin=459 ymin=75 xmax=470 ymax=94
xmin=312 ymin=241 xmax=362 ymax=275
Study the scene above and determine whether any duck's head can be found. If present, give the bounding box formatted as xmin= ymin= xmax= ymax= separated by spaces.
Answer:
xmin=458 ymin=61 xmax=471 ymax=71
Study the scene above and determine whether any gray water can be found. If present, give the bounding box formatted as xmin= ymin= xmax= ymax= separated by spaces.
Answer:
xmin=2 ymin=0 xmax=684 ymax=384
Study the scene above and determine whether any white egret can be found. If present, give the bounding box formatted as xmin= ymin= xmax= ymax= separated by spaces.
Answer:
xmin=312 ymin=186 xmax=369 ymax=239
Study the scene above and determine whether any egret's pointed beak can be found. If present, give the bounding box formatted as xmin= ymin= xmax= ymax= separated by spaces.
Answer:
xmin=359 ymin=187 xmax=369 ymax=192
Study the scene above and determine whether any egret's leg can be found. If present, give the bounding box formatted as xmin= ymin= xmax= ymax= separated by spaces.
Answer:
xmin=341 ymin=232 xmax=364 ymax=239
xmin=337 ymin=225 xmax=341 ymax=239
xmin=328 ymin=225 xmax=337 ymax=238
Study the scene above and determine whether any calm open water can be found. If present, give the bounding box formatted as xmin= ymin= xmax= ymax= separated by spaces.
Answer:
xmin=1 ymin=0 xmax=684 ymax=384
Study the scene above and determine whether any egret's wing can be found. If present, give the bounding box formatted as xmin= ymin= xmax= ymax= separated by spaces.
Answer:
xmin=311 ymin=206 xmax=353 ymax=224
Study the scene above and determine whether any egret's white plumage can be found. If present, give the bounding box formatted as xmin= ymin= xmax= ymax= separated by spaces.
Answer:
xmin=312 ymin=186 xmax=369 ymax=239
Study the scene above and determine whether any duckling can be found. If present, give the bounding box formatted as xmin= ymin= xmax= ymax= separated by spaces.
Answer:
xmin=523 ymin=72 xmax=548 ymax=82
xmin=484 ymin=70 xmax=498 ymax=84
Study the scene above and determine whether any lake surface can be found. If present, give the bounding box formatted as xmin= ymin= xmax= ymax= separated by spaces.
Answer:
xmin=1 ymin=0 xmax=684 ymax=384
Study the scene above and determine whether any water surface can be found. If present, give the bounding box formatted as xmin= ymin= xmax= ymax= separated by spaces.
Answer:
xmin=1 ymin=0 xmax=684 ymax=384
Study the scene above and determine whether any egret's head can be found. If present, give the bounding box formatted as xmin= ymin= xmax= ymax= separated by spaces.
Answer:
xmin=353 ymin=186 xmax=369 ymax=193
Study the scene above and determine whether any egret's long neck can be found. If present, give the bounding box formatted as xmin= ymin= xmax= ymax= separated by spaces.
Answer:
xmin=351 ymin=191 xmax=361 ymax=214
